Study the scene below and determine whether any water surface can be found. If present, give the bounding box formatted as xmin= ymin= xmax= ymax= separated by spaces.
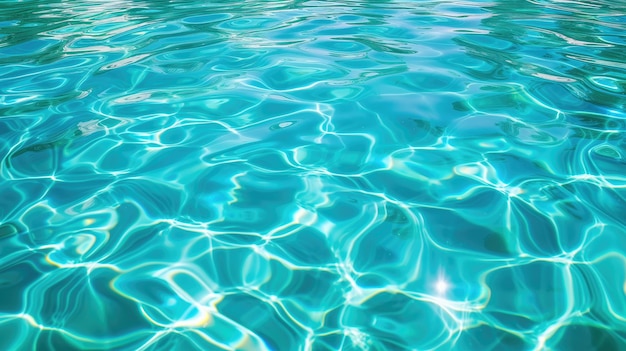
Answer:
xmin=1 ymin=0 xmax=626 ymax=350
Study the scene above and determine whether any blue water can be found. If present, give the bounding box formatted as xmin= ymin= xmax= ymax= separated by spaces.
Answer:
xmin=1 ymin=0 xmax=626 ymax=350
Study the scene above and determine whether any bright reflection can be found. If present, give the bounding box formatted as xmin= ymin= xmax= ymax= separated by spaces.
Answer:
xmin=434 ymin=271 xmax=451 ymax=296
xmin=436 ymin=279 xmax=449 ymax=295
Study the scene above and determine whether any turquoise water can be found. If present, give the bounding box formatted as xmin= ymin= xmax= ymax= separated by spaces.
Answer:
xmin=1 ymin=0 xmax=626 ymax=350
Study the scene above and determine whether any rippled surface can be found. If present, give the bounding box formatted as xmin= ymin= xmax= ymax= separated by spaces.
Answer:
xmin=1 ymin=0 xmax=626 ymax=350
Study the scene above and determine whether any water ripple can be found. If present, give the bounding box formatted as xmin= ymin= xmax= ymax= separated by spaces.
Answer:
xmin=1 ymin=0 xmax=626 ymax=350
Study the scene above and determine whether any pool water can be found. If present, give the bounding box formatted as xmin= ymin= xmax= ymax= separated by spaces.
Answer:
xmin=1 ymin=0 xmax=626 ymax=350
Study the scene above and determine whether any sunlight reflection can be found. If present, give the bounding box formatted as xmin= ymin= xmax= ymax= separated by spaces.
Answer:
xmin=434 ymin=270 xmax=451 ymax=296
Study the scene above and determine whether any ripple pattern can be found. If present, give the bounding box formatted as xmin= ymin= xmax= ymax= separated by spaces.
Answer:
xmin=1 ymin=0 xmax=626 ymax=350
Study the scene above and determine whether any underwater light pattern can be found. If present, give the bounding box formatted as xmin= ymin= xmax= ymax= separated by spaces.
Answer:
xmin=1 ymin=0 xmax=626 ymax=350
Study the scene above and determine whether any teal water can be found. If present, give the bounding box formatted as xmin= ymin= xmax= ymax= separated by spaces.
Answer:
xmin=1 ymin=0 xmax=626 ymax=350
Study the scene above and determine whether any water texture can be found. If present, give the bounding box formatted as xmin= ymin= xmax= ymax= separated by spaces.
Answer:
xmin=1 ymin=0 xmax=626 ymax=350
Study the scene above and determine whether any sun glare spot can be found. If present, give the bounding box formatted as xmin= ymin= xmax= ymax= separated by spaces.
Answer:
xmin=435 ymin=276 xmax=450 ymax=296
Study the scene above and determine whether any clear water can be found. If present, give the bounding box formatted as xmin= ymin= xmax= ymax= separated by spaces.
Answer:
xmin=1 ymin=0 xmax=626 ymax=350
